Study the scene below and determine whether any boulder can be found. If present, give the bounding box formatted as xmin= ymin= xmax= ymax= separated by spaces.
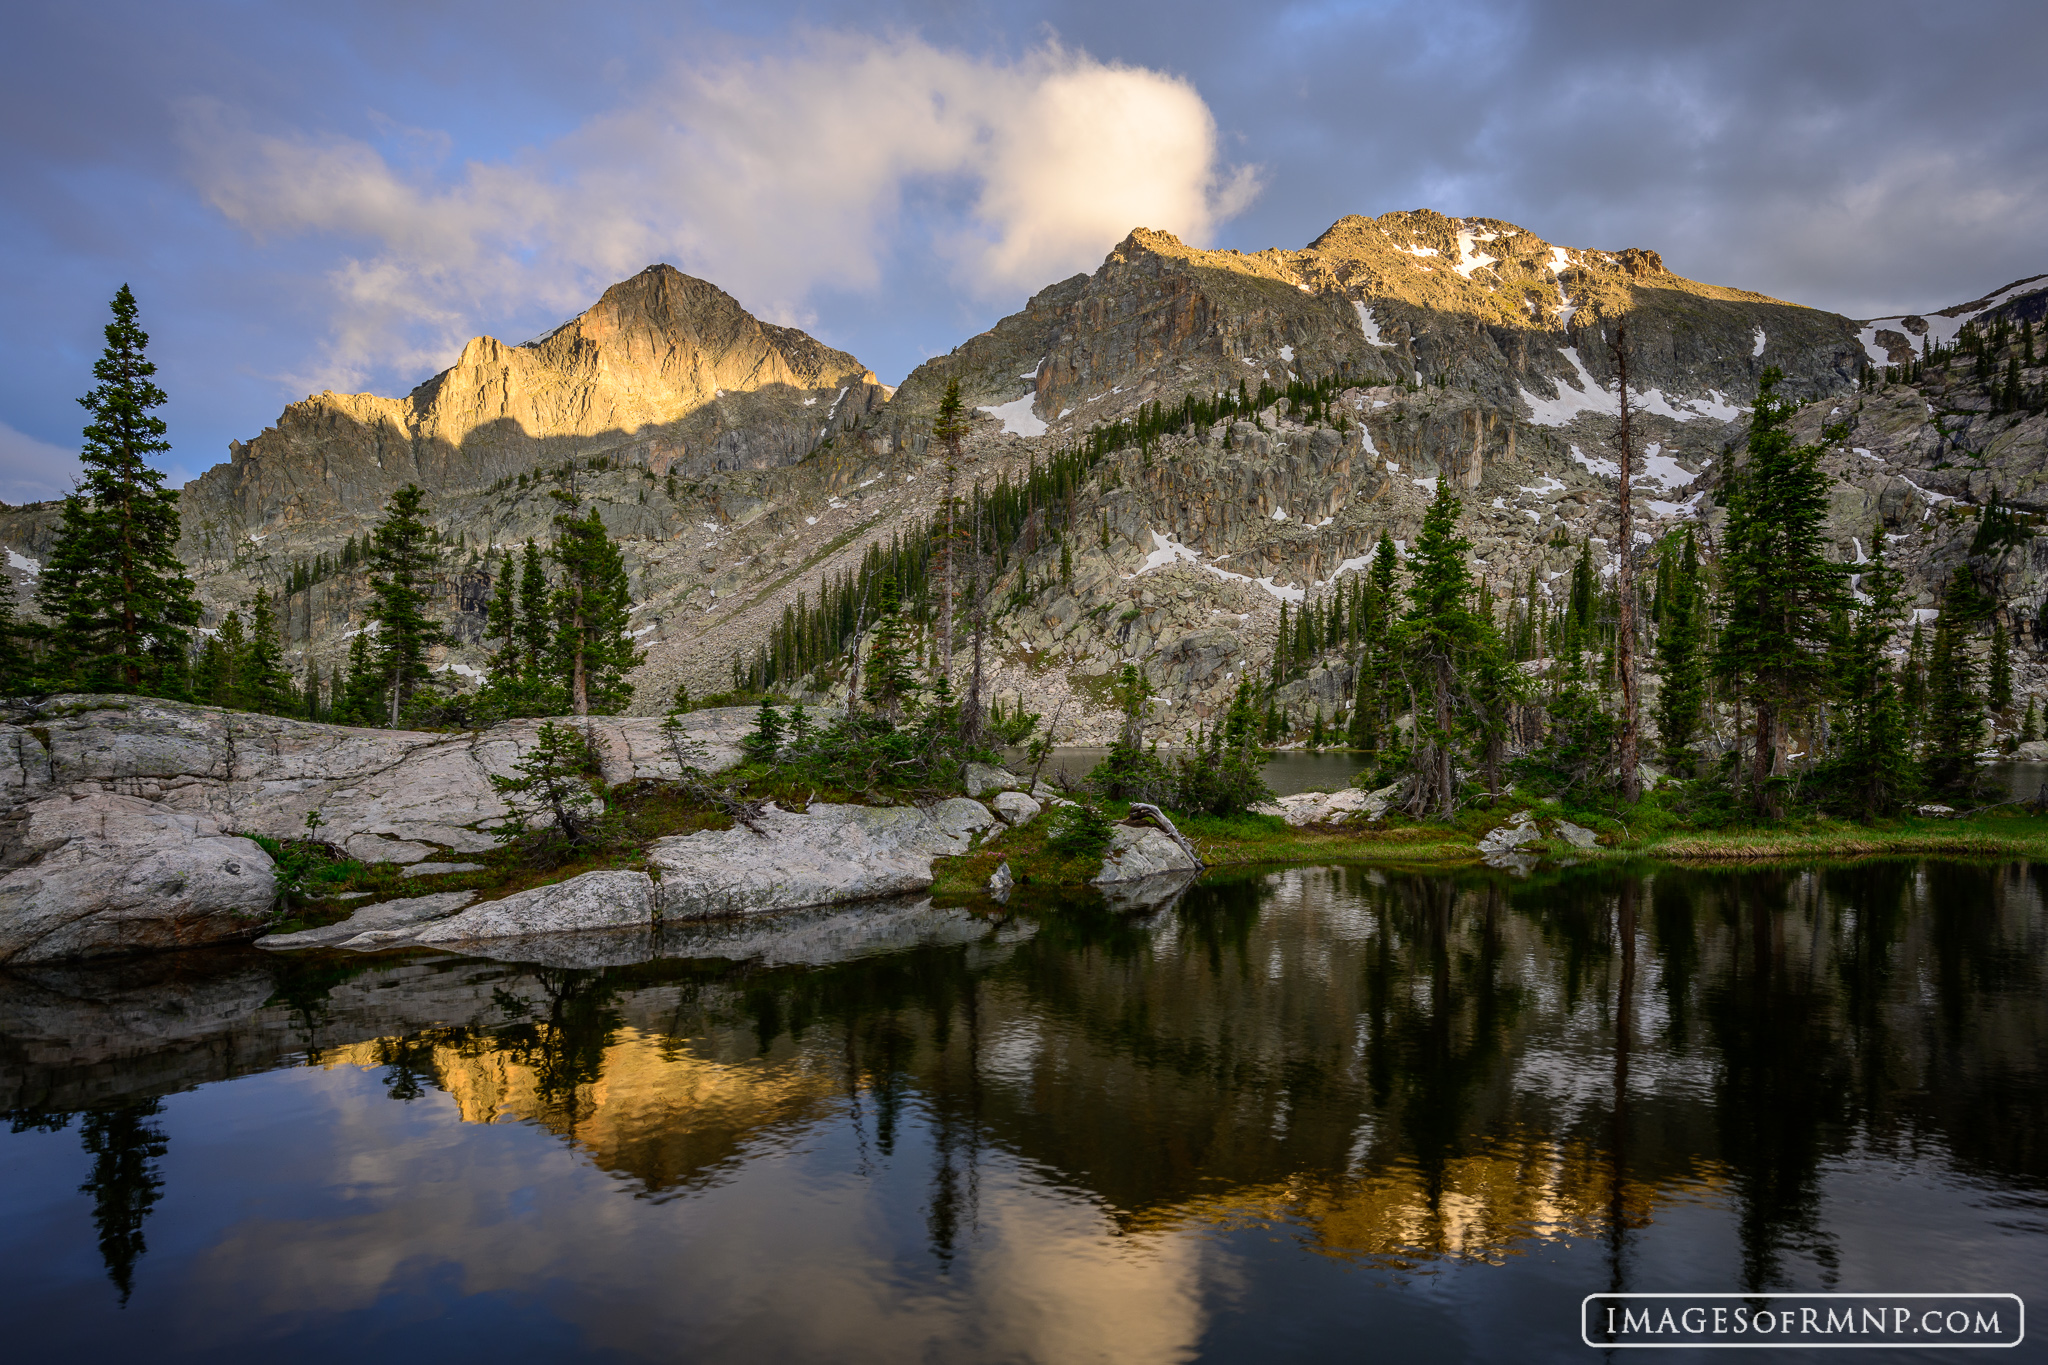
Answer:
xmin=2014 ymin=740 xmax=2048 ymax=762
xmin=0 ymin=792 xmax=276 ymax=964
xmin=963 ymin=763 xmax=1021 ymax=797
xmin=931 ymin=797 xmax=997 ymax=841
xmin=1093 ymin=825 xmax=1202 ymax=883
xmin=1553 ymin=820 xmax=1600 ymax=850
xmin=412 ymin=872 xmax=659 ymax=944
xmin=1253 ymin=782 xmax=1402 ymax=826
xmin=992 ymin=790 xmax=1043 ymax=826
xmin=650 ymin=801 xmax=981 ymax=919
xmin=256 ymin=890 xmax=477 ymax=949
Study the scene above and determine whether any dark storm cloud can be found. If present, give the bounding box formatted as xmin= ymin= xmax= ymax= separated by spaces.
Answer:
xmin=0 ymin=0 xmax=2040 ymax=500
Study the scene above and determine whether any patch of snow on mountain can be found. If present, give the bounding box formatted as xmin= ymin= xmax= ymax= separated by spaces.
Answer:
xmin=1357 ymin=422 xmax=1380 ymax=457
xmin=1752 ymin=327 xmax=1767 ymax=357
xmin=1853 ymin=447 xmax=1883 ymax=462
xmin=1019 ymin=360 xmax=1042 ymax=379
xmin=1272 ymin=507 xmax=1288 ymax=521
xmin=1519 ymin=474 xmax=1567 ymax=496
xmin=1645 ymin=492 xmax=1705 ymax=519
xmin=1547 ymin=247 xmax=1571 ymax=272
xmin=1135 ymin=531 xmax=1201 ymax=575
xmin=7 ymin=550 xmax=39 ymax=576
xmin=1519 ymin=348 xmax=1611 ymax=424
xmin=1278 ymin=344 xmax=1295 ymax=363
xmin=1414 ymin=477 xmax=1438 ymax=494
xmin=1570 ymin=444 xmax=1620 ymax=478
xmin=1634 ymin=443 xmax=1694 ymax=490
xmin=1453 ymin=229 xmax=1499 ymax=278
xmin=979 ymin=395 xmax=1046 ymax=437
xmin=1396 ymin=242 xmax=1440 ymax=258
xmin=1857 ymin=325 xmax=1897 ymax=368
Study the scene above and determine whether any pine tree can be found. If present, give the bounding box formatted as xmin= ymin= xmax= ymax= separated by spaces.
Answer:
xmin=1921 ymin=567 xmax=1985 ymax=797
xmin=1396 ymin=483 xmax=1485 ymax=816
xmin=1654 ymin=530 xmax=1709 ymax=775
xmin=932 ymin=378 xmax=970 ymax=690
xmin=338 ymin=629 xmax=381 ymax=727
xmin=0 ymin=577 xmax=30 ymax=696
xmin=1713 ymin=367 xmax=1845 ymax=813
xmin=35 ymin=285 xmax=201 ymax=693
xmin=240 ymin=590 xmax=294 ymax=715
xmin=2024 ymin=695 xmax=2040 ymax=743
xmin=861 ymin=577 xmax=919 ymax=719
xmin=365 ymin=485 xmax=446 ymax=725
xmin=302 ymin=657 xmax=323 ymax=721
xmin=1824 ymin=521 xmax=1914 ymax=817
xmin=551 ymin=505 xmax=641 ymax=716
xmin=210 ymin=612 xmax=245 ymax=708
xmin=1989 ymin=618 xmax=2013 ymax=714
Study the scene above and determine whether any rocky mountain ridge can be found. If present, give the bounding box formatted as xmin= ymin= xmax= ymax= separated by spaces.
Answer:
xmin=1 ymin=211 xmax=2042 ymax=742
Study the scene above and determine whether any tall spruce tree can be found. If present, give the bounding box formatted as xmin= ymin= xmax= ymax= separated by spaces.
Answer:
xmin=1824 ymin=521 xmax=1914 ymax=817
xmin=339 ymin=630 xmax=382 ymax=727
xmin=1654 ymin=530 xmax=1709 ymax=775
xmin=240 ymin=590 xmax=294 ymax=715
xmin=36 ymin=286 xmax=201 ymax=693
xmin=1396 ymin=484 xmax=1485 ymax=816
xmin=551 ymin=504 xmax=641 ymax=715
xmin=861 ymin=577 xmax=919 ymax=719
xmin=365 ymin=484 xmax=446 ymax=725
xmin=932 ymin=378 xmax=970 ymax=690
xmin=1713 ymin=368 xmax=1844 ymax=813
xmin=1922 ymin=567 xmax=1985 ymax=796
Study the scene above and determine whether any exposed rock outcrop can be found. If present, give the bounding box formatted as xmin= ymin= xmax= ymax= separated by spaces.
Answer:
xmin=0 ymin=695 xmax=754 ymax=961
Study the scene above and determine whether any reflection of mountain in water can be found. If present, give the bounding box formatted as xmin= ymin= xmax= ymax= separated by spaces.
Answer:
xmin=4 ymin=862 xmax=2045 ymax=1298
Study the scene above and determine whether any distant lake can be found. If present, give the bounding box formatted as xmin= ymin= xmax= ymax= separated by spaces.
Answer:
xmin=3 ymin=860 xmax=2043 ymax=1362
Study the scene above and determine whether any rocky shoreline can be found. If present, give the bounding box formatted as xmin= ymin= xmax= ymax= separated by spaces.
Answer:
xmin=0 ymin=696 xmax=1199 ymax=965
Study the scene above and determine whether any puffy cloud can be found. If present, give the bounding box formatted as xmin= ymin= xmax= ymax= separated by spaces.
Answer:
xmin=177 ymin=33 xmax=1256 ymax=392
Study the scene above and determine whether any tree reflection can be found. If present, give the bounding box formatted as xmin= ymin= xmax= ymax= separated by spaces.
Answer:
xmin=78 ymin=1101 xmax=169 ymax=1304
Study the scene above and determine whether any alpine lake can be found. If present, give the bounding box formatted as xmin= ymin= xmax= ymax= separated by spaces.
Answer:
xmin=3 ymin=841 xmax=2045 ymax=1364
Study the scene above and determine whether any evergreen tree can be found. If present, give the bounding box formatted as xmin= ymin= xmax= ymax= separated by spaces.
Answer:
xmin=1654 ymin=530 xmax=1710 ymax=775
xmin=2024 ymin=695 xmax=2040 ymax=743
xmin=1713 ymin=368 xmax=1845 ymax=812
xmin=1989 ymin=618 xmax=2013 ymax=714
xmin=551 ymin=505 xmax=641 ymax=715
xmin=239 ymin=590 xmax=294 ymax=715
xmin=338 ymin=629 xmax=382 ymax=726
xmin=35 ymin=286 xmax=201 ymax=692
xmin=1823 ymin=521 xmax=1914 ymax=817
xmin=1922 ymin=568 xmax=1984 ymax=796
xmin=0 ymin=577 xmax=30 ymax=696
xmin=211 ymin=612 xmax=245 ymax=708
xmin=861 ymin=577 xmax=919 ymax=719
xmin=1901 ymin=620 xmax=1927 ymax=737
xmin=1396 ymin=483 xmax=1485 ymax=816
xmin=303 ymin=656 xmax=323 ymax=721
xmin=365 ymin=485 xmax=446 ymax=726
xmin=742 ymin=698 xmax=786 ymax=763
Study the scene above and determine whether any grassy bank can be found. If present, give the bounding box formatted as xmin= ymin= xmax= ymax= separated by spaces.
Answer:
xmin=933 ymin=797 xmax=2048 ymax=905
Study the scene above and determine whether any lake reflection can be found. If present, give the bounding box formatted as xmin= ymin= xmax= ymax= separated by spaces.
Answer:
xmin=2 ymin=862 xmax=2045 ymax=1363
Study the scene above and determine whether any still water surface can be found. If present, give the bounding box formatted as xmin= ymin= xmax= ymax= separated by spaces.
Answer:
xmin=2 ymin=861 xmax=2044 ymax=1362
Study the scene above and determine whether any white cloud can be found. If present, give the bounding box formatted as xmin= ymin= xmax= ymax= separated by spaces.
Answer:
xmin=0 ymin=420 xmax=77 ymax=505
xmin=177 ymin=33 xmax=1256 ymax=393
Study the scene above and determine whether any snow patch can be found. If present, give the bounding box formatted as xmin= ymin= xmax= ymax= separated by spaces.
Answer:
xmin=1353 ymin=302 xmax=1396 ymax=347
xmin=978 ymin=395 xmax=1046 ymax=437
xmin=1520 ymin=349 xmax=1749 ymax=426
xmin=1453 ymin=228 xmax=1499 ymax=279
xmin=1396 ymin=242 xmax=1439 ymax=258
xmin=1751 ymin=326 xmax=1767 ymax=357
xmin=1278 ymin=344 xmax=1295 ymax=363
xmin=1569 ymin=444 xmax=1620 ymax=478
xmin=6 ymin=550 xmax=39 ymax=576
xmin=1413 ymin=477 xmax=1438 ymax=494
xmin=1272 ymin=507 xmax=1288 ymax=521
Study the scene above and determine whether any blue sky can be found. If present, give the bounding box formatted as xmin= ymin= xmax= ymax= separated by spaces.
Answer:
xmin=2 ymin=0 xmax=2042 ymax=502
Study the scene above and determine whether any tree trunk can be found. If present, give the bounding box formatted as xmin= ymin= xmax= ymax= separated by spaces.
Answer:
xmin=571 ymin=585 xmax=589 ymax=717
xmin=1751 ymin=695 xmax=1775 ymax=813
xmin=1612 ymin=323 xmax=1641 ymax=802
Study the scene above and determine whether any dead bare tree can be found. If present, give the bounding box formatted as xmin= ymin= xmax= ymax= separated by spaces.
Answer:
xmin=1610 ymin=319 xmax=1642 ymax=802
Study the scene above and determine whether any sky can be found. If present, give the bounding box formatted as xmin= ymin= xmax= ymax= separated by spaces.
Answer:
xmin=2 ymin=0 xmax=2043 ymax=503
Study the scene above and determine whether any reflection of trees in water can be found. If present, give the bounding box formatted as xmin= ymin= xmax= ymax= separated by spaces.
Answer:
xmin=24 ymin=855 xmax=2036 ymax=1285
xmin=490 ymin=969 xmax=626 ymax=1126
xmin=77 ymin=1102 xmax=169 ymax=1304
